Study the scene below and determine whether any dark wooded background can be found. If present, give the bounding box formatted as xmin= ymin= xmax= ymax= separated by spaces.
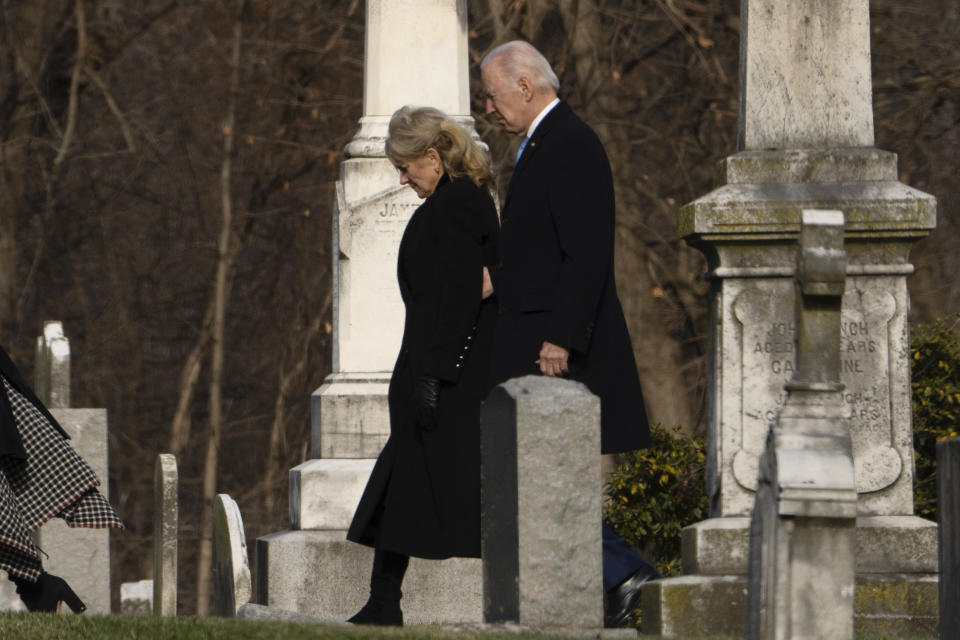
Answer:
xmin=1 ymin=0 xmax=956 ymax=613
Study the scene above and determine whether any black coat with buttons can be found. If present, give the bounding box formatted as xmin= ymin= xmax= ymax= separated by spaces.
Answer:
xmin=347 ymin=174 xmax=499 ymax=559
xmin=487 ymin=101 xmax=651 ymax=454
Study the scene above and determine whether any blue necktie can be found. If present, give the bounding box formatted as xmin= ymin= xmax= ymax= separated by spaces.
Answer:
xmin=515 ymin=136 xmax=529 ymax=165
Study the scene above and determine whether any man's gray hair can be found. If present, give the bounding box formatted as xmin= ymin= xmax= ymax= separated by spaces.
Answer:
xmin=481 ymin=41 xmax=560 ymax=93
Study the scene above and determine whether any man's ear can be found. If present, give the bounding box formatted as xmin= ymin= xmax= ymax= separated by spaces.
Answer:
xmin=517 ymin=76 xmax=533 ymax=102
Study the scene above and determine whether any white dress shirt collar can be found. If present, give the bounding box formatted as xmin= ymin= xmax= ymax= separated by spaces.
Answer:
xmin=526 ymin=97 xmax=561 ymax=138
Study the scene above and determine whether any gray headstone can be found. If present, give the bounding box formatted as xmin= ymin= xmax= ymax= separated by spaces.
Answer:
xmin=481 ymin=376 xmax=603 ymax=630
xmin=34 ymin=320 xmax=71 ymax=409
xmin=35 ymin=408 xmax=112 ymax=614
xmin=939 ymin=437 xmax=960 ymax=640
xmin=748 ymin=210 xmax=857 ymax=640
xmin=153 ymin=453 xmax=178 ymax=616
xmin=212 ymin=493 xmax=251 ymax=616
xmin=121 ymin=579 xmax=154 ymax=616
xmin=255 ymin=530 xmax=482 ymax=624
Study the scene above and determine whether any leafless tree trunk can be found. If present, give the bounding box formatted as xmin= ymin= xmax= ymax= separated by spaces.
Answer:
xmin=169 ymin=306 xmax=213 ymax=455
xmin=262 ymin=288 xmax=330 ymax=517
xmin=196 ymin=1 xmax=245 ymax=616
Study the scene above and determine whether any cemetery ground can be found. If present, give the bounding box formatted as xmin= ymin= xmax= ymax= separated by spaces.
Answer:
xmin=0 ymin=613 xmax=934 ymax=640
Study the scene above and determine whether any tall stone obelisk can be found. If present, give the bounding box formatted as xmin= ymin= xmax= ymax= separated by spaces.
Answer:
xmin=641 ymin=1 xmax=939 ymax=636
xmin=256 ymin=0 xmax=483 ymax=623
xmin=318 ymin=0 xmax=472 ymax=460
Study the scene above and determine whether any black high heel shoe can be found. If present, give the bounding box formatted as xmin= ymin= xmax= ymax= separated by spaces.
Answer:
xmin=12 ymin=572 xmax=86 ymax=613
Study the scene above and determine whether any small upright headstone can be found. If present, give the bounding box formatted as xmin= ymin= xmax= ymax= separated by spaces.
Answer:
xmin=121 ymin=579 xmax=154 ymax=615
xmin=481 ymin=376 xmax=603 ymax=630
xmin=34 ymin=320 xmax=70 ymax=408
xmin=213 ymin=493 xmax=251 ymax=617
xmin=153 ymin=453 xmax=178 ymax=616
xmin=939 ymin=437 xmax=960 ymax=639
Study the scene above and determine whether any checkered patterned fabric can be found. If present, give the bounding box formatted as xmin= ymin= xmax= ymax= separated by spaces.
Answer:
xmin=0 ymin=377 xmax=123 ymax=581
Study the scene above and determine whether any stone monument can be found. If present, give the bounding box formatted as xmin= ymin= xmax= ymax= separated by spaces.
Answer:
xmin=154 ymin=453 xmax=178 ymax=616
xmin=255 ymin=0 xmax=483 ymax=622
xmin=641 ymin=1 xmax=938 ymax=636
xmin=481 ymin=376 xmax=603 ymax=630
xmin=747 ymin=210 xmax=857 ymax=639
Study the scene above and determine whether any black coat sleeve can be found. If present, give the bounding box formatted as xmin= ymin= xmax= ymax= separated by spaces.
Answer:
xmin=543 ymin=128 xmax=616 ymax=354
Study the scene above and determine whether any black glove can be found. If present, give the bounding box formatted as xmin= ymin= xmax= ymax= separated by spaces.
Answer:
xmin=413 ymin=374 xmax=441 ymax=431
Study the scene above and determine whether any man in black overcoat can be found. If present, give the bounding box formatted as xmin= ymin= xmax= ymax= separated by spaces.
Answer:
xmin=480 ymin=40 xmax=660 ymax=628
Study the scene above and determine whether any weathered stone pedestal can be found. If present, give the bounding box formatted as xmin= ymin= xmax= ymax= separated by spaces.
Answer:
xmin=640 ymin=149 xmax=939 ymax=638
xmin=254 ymin=0 xmax=484 ymax=622
xmin=641 ymin=2 xmax=937 ymax=634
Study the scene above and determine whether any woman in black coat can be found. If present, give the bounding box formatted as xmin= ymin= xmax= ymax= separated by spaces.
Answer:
xmin=0 ymin=345 xmax=123 ymax=612
xmin=346 ymin=106 xmax=499 ymax=626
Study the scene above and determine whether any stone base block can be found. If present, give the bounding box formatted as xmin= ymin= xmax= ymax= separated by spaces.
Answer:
xmin=312 ymin=373 xmax=390 ymax=459
xmin=640 ymin=576 xmax=748 ymax=637
xmin=255 ymin=529 xmax=482 ymax=624
xmin=682 ymin=517 xmax=752 ymax=575
xmin=683 ymin=515 xmax=938 ymax=575
xmin=289 ymin=459 xmax=375 ymax=530
xmin=855 ymin=574 xmax=939 ymax=637
xmin=855 ymin=515 xmax=938 ymax=573
xmin=640 ymin=574 xmax=938 ymax=637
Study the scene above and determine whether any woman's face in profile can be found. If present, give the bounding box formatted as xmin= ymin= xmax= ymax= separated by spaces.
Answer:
xmin=396 ymin=152 xmax=441 ymax=199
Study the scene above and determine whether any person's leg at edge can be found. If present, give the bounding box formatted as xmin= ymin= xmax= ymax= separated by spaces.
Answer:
xmin=603 ymin=521 xmax=661 ymax=627
xmin=348 ymin=548 xmax=409 ymax=626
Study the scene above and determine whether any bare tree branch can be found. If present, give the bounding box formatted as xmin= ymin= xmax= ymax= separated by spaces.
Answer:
xmin=85 ymin=65 xmax=136 ymax=152
xmin=197 ymin=0 xmax=245 ymax=616
xmin=54 ymin=0 xmax=86 ymax=167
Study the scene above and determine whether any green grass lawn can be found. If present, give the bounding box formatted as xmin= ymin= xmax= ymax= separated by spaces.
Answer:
xmin=0 ymin=612 xmax=936 ymax=640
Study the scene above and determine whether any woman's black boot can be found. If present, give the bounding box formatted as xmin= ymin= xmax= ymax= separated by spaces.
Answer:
xmin=11 ymin=572 xmax=86 ymax=613
xmin=347 ymin=549 xmax=408 ymax=626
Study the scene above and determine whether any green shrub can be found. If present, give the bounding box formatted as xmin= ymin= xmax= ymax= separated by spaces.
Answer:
xmin=603 ymin=423 xmax=708 ymax=577
xmin=910 ymin=315 xmax=960 ymax=521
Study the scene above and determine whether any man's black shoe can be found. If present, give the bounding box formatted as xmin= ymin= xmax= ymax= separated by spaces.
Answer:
xmin=603 ymin=564 xmax=662 ymax=628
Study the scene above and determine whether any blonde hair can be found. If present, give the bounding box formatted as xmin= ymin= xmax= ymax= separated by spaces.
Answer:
xmin=386 ymin=106 xmax=494 ymax=189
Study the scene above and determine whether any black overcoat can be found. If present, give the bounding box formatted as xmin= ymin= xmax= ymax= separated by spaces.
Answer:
xmin=347 ymin=174 xmax=499 ymax=559
xmin=488 ymin=101 xmax=651 ymax=454
xmin=0 ymin=345 xmax=70 ymax=460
